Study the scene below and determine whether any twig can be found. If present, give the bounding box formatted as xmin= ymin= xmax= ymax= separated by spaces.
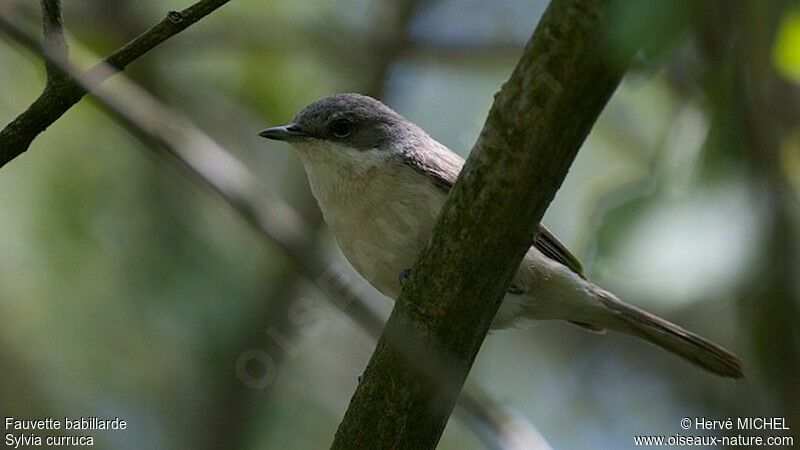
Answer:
xmin=99 ymin=0 xmax=230 ymax=71
xmin=0 ymin=0 xmax=232 ymax=169
xmin=0 ymin=10 xmax=549 ymax=450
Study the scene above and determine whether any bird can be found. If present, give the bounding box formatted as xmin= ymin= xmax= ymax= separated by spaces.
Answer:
xmin=259 ymin=93 xmax=744 ymax=378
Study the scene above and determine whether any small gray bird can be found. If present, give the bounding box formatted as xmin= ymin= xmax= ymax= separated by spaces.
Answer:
xmin=260 ymin=93 xmax=743 ymax=378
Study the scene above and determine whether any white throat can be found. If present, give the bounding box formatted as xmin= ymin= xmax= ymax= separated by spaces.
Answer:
xmin=291 ymin=139 xmax=446 ymax=298
xmin=293 ymin=140 xmax=383 ymax=208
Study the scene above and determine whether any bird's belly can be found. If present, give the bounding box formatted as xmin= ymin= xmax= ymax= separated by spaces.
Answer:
xmin=330 ymin=197 xmax=441 ymax=299
xmin=339 ymin=230 xmax=421 ymax=298
xmin=333 ymin=209 xmax=597 ymax=329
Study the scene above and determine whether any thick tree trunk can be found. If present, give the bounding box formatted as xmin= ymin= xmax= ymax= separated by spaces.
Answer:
xmin=330 ymin=0 xmax=631 ymax=448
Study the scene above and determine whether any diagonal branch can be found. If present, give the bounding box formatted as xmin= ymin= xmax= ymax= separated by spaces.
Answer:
xmin=98 ymin=0 xmax=230 ymax=72
xmin=0 ymin=10 xmax=551 ymax=450
xmin=331 ymin=0 xmax=634 ymax=448
xmin=0 ymin=0 xmax=231 ymax=169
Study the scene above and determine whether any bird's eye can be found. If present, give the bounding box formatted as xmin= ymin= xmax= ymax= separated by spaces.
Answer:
xmin=330 ymin=119 xmax=353 ymax=138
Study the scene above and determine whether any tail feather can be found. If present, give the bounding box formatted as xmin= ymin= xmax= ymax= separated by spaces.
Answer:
xmin=594 ymin=291 xmax=744 ymax=378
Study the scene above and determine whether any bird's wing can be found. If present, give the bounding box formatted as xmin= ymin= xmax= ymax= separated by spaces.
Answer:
xmin=400 ymin=143 xmax=461 ymax=191
xmin=401 ymin=146 xmax=585 ymax=278
xmin=534 ymin=225 xmax=585 ymax=278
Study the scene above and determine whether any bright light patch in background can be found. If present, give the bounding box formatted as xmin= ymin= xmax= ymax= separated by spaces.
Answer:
xmin=608 ymin=182 xmax=759 ymax=307
xmin=773 ymin=9 xmax=800 ymax=83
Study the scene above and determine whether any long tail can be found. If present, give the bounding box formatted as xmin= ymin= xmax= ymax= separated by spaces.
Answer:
xmin=593 ymin=290 xmax=744 ymax=378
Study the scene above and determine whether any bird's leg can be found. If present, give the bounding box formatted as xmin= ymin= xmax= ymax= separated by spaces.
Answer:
xmin=508 ymin=284 xmax=524 ymax=295
xmin=398 ymin=268 xmax=412 ymax=287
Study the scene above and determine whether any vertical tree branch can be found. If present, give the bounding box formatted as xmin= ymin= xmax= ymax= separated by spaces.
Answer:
xmin=695 ymin=1 xmax=800 ymax=428
xmin=331 ymin=0 xmax=632 ymax=448
xmin=736 ymin=3 xmax=800 ymax=429
xmin=40 ymin=0 xmax=69 ymax=85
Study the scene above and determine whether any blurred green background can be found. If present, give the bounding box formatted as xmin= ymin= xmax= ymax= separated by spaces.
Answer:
xmin=1 ymin=0 xmax=798 ymax=448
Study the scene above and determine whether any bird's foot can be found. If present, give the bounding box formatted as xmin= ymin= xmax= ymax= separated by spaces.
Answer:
xmin=398 ymin=268 xmax=412 ymax=287
xmin=508 ymin=284 xmax=524 ymax=295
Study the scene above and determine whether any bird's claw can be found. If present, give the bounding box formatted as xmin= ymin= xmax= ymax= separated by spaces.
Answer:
xmin=508 ymin=284 xmax=524 ymax=295
xmin=399 ymin=268 xmax=412 ymax=287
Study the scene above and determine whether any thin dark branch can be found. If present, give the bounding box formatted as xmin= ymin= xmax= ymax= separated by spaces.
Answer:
xmin=99 ymin=0 xmax=230 ymax=71
xmin=0 ymin=0 xmax=231 ymax=169
xmin=0 ymin=12 xmax=549 ymax=450
xmin=40 ymin=0 xmax=68 ymax=84
xmin=331 ymin=0 xmax=633 ymax=448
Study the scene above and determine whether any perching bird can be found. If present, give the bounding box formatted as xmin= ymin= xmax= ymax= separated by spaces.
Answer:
xmin=260 ymin=93 xmax=743 ymax=378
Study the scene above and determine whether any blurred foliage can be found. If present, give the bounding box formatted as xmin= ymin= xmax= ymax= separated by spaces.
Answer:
xmin=1 ymin=0 xmax=798 ymax=449
xmin=607 ymin=0 xmax=696 ymax=68
xmin=773 ymin=8 xmax=800 ymax=83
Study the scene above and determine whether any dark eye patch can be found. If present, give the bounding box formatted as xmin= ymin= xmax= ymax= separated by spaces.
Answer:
xmin=329 ymin=118 xmax=353 ymax=138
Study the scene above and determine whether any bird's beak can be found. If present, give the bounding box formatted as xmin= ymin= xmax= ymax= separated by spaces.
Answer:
xmin=259 ymin=124 xmax=309 ymax=142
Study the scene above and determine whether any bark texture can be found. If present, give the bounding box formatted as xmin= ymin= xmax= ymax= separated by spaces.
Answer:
xmin=331 ymin=0 xmax=630 ymax=448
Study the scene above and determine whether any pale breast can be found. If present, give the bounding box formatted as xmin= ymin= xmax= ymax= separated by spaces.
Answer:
xmin=333 ymin=198 xmax=435 ymax=298
xmin=301 ymin=148 xmax=446 ymax=298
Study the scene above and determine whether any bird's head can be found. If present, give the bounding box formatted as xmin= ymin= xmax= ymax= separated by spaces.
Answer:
xmin=260 ymin=93 xmax=431 ymax=168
